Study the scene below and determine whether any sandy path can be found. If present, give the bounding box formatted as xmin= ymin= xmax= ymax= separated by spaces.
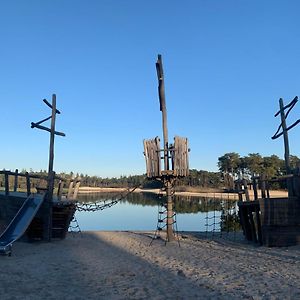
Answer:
xmin=0 ymin=231 xmax=299 ymax=299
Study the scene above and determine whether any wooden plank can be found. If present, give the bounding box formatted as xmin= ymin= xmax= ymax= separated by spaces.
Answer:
xmin=173 ymin=136 xmax=189 ymax=177
xmin=143 ymin=137 xmax=161 ymax=178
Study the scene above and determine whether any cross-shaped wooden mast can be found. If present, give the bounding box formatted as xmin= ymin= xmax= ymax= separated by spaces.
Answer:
xmin=272 ymin=96 xmax=299 ymax=196
xmin=31 ymin=94 xmax=65 ymax=241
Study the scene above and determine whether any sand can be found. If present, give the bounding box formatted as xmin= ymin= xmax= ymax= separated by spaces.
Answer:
xmin=0 ymin=231 xmax=300 ymax=299
xmin=79 ymin=187 xmax=288 ymax=200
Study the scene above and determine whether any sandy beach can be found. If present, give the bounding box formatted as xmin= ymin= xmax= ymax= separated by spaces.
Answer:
xmin=0 ymin=231 xmax=299 ymax=299
xmin=79 ymin=186 xmax=288 ymax=200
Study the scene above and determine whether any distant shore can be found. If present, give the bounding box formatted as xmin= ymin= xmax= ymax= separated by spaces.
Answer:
xmin=78 ymin=186 xmax=288 ymax=200
xmin=1 ymin=231 xmax=299 ymax=299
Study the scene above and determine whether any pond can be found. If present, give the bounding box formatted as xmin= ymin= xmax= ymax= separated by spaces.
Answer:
xmin=75 ymin=192 xmax=240 ymax=232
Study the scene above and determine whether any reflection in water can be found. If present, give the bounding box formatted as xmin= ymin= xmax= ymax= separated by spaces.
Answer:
xmin=76 ymin=192 xmax=240 ymax=232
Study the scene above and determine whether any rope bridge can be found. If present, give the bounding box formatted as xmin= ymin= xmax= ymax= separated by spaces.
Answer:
xmin=75 ymin=181 xmax=146 ymax=212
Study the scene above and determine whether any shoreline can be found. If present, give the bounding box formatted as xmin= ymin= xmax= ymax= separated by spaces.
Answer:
xmin=1 ymin=230 xmax=299 ymax=299
xmin=78 ymin=186 xmax=288 ymax=199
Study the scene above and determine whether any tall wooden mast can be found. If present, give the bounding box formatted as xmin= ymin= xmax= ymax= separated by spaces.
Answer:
xmin=143 ymin=55 xmax=189 ymax=243
xmin=31 ymin=94 xmax=65 ymax=241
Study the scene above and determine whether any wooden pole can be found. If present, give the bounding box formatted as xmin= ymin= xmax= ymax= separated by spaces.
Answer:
xmin=44 ymin=94 xmax=57 ymax=241
xmin=4 ymin=172 xmax=9 ymax=196
xmin=13 ymin=169 xmax=18 ymax=192
xmin=279 ymin=98 xmax=293 ymax=196
xmin=156 ymin=54 xmax=169 ymax=171
xmin=243 ymin=179 xmax=250 ymax=201
xmin=48 ymin=94 xmax=56 ymax=178
xmin=279 ymin=98 xmax=291 ymax=174
xmin=252 ymin=176 xmax=258 ymax=200
xmin=25 ymin=172 xmax=31 ymax=196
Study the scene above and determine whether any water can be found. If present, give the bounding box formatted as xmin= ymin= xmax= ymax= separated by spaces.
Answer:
xmin=75 ymin=192 xmax=239 ymax=232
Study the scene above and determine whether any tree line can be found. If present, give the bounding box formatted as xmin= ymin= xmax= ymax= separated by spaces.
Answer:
xmin=217 ymin=152 xmax=300 ymax=189
xmin=2 ymin=152 xmax=298 ymax=190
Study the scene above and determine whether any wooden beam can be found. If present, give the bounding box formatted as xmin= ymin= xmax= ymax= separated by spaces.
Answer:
xmin=31 ymin=122 xmax=65 ymax=137
xmin=43 ymin=98 xmax=61 ymax=114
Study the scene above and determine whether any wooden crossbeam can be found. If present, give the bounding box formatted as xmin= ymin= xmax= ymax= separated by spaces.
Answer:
xmin=31 ymin=122 xmax=65 ymax=136
xmin=43 ymin=99 xmax=61 ymax=114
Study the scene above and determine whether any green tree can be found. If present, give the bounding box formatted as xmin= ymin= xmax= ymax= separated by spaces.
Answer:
xmin=243 ymin=153 xmax=264 ymax=176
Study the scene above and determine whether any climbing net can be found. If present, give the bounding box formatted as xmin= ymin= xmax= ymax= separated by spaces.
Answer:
xmin=204 ymin=193 xmax=240 ymax=241
xmin=150 ymin=184 xmax=180 ymax=246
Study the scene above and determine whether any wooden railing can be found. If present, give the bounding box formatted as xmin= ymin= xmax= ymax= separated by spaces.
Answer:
xmin=0 ymin=169 xmax=80 ymax=200
xmin=237 ymin=173 xmax=297 ymax=201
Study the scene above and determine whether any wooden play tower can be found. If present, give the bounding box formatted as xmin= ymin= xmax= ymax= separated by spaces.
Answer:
xmin=143 ymin=55 xmax=189 ymax=242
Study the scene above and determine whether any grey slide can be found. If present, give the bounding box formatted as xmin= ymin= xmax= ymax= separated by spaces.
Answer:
xmin=0 ymin=194 xmax=45 ymax=256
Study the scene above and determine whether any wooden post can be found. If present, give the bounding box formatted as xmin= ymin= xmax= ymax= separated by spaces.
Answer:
xmin=252 ymin=176 xmax=258 ymax=200
xmin=243 ymin=179 xmax=250 ymax=201
xmin=237 ymin=181 xmax=243 ymax=201
xmin=25 ymin=172 xmax=31 ymax=196
xmin=57 ymin=180 xmax=64 ymax=201
xmin=261 ymin=174 xmax=266 ymax=199
xmin=14 ymin=169 xmax=18 ymax=192
xmin=67 ymin=180 xmax=74 ymax=199
xmin=4 ymin=172 xmax=9 ymax=196
xmin=73 ymin=180 xmax=81 ymax=200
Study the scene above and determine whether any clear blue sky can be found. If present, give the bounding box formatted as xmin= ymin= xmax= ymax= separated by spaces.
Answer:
xmin=1 ymin=1 xmax=300 ymax=177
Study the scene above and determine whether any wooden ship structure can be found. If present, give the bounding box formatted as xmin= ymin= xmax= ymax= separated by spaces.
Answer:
xmin=238 ymin=96 xmax=300 ymax=246
xmin=143 ymin=55 xmax=189 ymax=242
xmin=0 ymin=95 xmax=80 ymax=254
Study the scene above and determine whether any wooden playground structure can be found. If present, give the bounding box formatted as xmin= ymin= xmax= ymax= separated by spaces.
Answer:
xmin=0 ymin=95 xmax=79 ymax=254
xmin=238 ymin=96 xmax=300 ymax=246
xmin=143 ymin=55 xmax=189 ymax=242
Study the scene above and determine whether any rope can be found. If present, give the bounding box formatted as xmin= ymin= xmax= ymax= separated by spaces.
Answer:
xmin=75 ymin=181 xmax=145 ymax=212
